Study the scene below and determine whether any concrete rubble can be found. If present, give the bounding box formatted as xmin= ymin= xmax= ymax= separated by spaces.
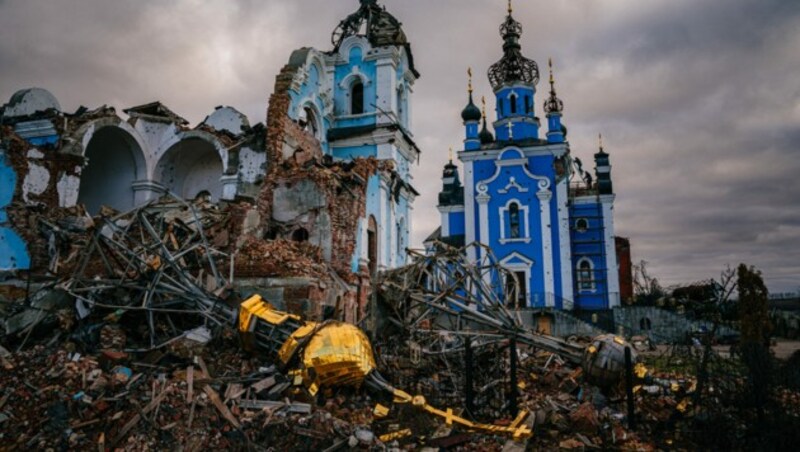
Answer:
xmin=4 ymin=235 xmax=798 ymax=450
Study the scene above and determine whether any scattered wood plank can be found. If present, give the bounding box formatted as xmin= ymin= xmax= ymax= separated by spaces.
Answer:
xmin=111 ymin=388 xmax=170 ymax=447
xmin=203 ymin=385 xmax=241 ymax=429
xmin=187 ymin=366 xmax=194 ymax=403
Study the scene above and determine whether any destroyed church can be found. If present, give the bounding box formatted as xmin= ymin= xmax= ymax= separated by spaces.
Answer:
xmin=0 ymin=0 xmax=421 ymax=322
xmin=1 ymin=0 xmax=632 ymax=324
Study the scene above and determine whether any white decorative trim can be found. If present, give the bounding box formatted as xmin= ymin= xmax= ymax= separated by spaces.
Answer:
xmin=557 ymin=179 xmax=573 ymax=308
xmin=477 ymin=193 xmax=490 ymax=248
xmin=441 ymin=209 xmax=450 ymax=237
xmin=576 ymin=257 xmax=597 ymax=293
xmin=329 ymin=127 xmax=418 ymax=165
xmin=337 ymin=36 xmax=369 ymax=60
xmin=459 ymin=143 xmax=569 ymax=162
xmin=498 ymin=176 xmax=528 ymax=194
xmin=437 ymin=205 xmax=465 ymax=213
xmin=602 ymin=201 xmax=621 ymax=308
xmin=474 ymin=148 xmax=550 ymax=193
xmin=338 ymin=67 xmax=372 ymax=90
xmin=498 ymin=198 xmax=530 ymax=241
xmin=538 ymin=190 xmax=555 ymax=306
xmin=464 ymin=160 xmax=476 ymax=263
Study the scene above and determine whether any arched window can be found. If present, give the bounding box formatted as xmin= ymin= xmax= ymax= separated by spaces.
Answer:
xmin=577 ymin=258 xmax=594 ymax=291
xmin=524 ymin=96 xmax=531 ymax=114
xmin=351 ymin=80 xmax=364 ymax=115
xmin=367 ymin=215 xmax=378 ymax=276
xmin=301 ymin=107 xmax=318 ymax=139
xmin=509 ymin=94 xmax=517 ymax=114
xmin=292 ymin=228 xmax=309 ymax=243
xmin=509 ymin=202 xmax=521 ymax=238
xmin=576 ymin=218 xmax=589 ymax=233
xmin=396 ymin=218 xmax=404 ymax=256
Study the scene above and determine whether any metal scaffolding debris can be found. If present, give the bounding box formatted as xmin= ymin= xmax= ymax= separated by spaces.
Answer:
xmin=62 ymin=195 xmax=236 ymax=349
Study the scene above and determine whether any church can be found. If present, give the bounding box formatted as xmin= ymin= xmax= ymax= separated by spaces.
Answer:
xmin=427 ymin=2 xmax=621 ymax=311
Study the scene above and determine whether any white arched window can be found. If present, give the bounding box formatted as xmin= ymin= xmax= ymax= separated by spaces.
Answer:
xmin=499 ymin=199 xmax=530 ymax=244
xmin=577 ymin=258 xmax=595 ymax=292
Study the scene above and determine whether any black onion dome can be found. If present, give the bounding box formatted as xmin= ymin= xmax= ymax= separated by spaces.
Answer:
xmin=461 ymin=94 xmax=482 ymax=122
xmin=544 ymin=91 xmax=564 ymax=114
xmin=479 ymin=118 xmax=495 ymax=144
xmin=488 ymin=10 xmax=539 ymax=90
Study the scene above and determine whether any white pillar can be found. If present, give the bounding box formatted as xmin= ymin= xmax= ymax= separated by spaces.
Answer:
xmin=601 ymin=196 xmax=620 ymax=307
xmin=557 ymin=179 xmax=574 ymax=308
xmin=537 ymin=189 xmax=555 ymax=307
xmin=463 ymin=160 xmax=476 ymax=263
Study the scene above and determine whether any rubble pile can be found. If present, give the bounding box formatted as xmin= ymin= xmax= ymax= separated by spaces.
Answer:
xmin=0 ymin=338 xmax=404 ymax=450
xmin=234 ymin=237 xmax=327 ymax=279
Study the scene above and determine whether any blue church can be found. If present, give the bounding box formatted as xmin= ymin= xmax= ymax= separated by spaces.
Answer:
xmin=427 ymin=3 xmax=621 ymax=311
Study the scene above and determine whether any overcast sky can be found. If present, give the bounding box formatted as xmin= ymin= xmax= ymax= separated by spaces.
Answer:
xmin=1 ymin=0 xmax=799 ymax=292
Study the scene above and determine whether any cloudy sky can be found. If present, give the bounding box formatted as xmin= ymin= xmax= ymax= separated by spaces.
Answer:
xmin=1 ymin=0 xmax=799 ymax=292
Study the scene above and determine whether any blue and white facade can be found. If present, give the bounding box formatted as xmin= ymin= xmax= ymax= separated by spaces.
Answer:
xmin=429 ymin=6 xmax=620 ymax=310
xmin=281 ymin=0 xmax=420 ymax=273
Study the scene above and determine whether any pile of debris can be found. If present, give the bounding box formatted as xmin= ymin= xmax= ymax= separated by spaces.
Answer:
xmin=0 ymin=336 xmax=407 ymax=450
xmin=233 ymin=237 xmax=327 ymax=279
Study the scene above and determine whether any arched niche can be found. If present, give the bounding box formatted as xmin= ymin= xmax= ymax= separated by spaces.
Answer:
xmin=77 ymin=126 xmax=146 ymax=214
xmin=155 ymin=137 xmax=224 ymax=201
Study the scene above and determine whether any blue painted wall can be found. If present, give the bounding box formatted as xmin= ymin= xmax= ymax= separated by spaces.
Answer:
xmin=0 ymin=150 xmax=31 ymax=271
xmin=569 ymin=201 xmax=610 ymax=309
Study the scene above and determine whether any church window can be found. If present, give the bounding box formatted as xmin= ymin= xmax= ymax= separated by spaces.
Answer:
xmin=524 ymin=96 xmax=531 ymax=114
xmin=505 ymin=271 xmax=528 ymax=308
xmin=509 ymin=202 xmax=521 ymax=238
xmin=301 ymin=107 xmax=319 ymax=139
xmin=577 ymin=258 xmax=595 ymax=291
xmin=351 ymin=80 xmax=364 ymax=115
xmin=509 ymin=94 xmax=517 ymax=114
xmin=576 ymin=218 xmax=589 ymax=233
xmin=396 ymin=218 xmax=405 ymax=256
xmin=368 ymin=215 xmax=378 ymax=276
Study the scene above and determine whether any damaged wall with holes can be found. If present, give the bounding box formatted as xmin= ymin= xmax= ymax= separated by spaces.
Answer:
xmin=0 ymin=88 xmax=268 ymax=273
xmin=0 ymin=1 xmax=423 ymax=325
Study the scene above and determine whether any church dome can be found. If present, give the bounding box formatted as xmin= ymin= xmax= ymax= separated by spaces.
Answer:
xmin=3 ymin=88 xmax=61 ymax=118
xmin=332 ymin=0 xmax=407 ymax=50
xmin=487 ymin=7 xmax=539 ymax=90
xmin=479 ymin=119 xmax=495 ymax=144
xmin=461 ymin=94 xmax=482 ymax=122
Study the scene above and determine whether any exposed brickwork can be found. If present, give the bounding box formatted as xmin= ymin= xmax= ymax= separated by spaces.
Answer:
xmin=1 ymin=126 xmax=83 ymax=272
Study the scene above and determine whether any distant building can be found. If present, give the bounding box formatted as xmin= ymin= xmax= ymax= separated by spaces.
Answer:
xmin=616 ymin=237 xmax=633 ymax=304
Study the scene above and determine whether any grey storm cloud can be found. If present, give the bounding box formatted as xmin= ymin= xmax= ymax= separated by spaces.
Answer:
xmin=1 ymin=0 xmax=798 ymax=292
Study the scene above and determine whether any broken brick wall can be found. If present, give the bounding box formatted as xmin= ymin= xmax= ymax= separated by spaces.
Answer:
xmin=256 ymin=62 xmax=387 ymax=283
xmin=1 ymin=126 xmax=84 ymax=272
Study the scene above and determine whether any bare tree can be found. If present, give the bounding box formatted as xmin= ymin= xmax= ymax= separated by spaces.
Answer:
xmin=693 ymin=265 xmax=737 ymax=407
xmin=632 ymin=260 xmax=665 ymax=305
